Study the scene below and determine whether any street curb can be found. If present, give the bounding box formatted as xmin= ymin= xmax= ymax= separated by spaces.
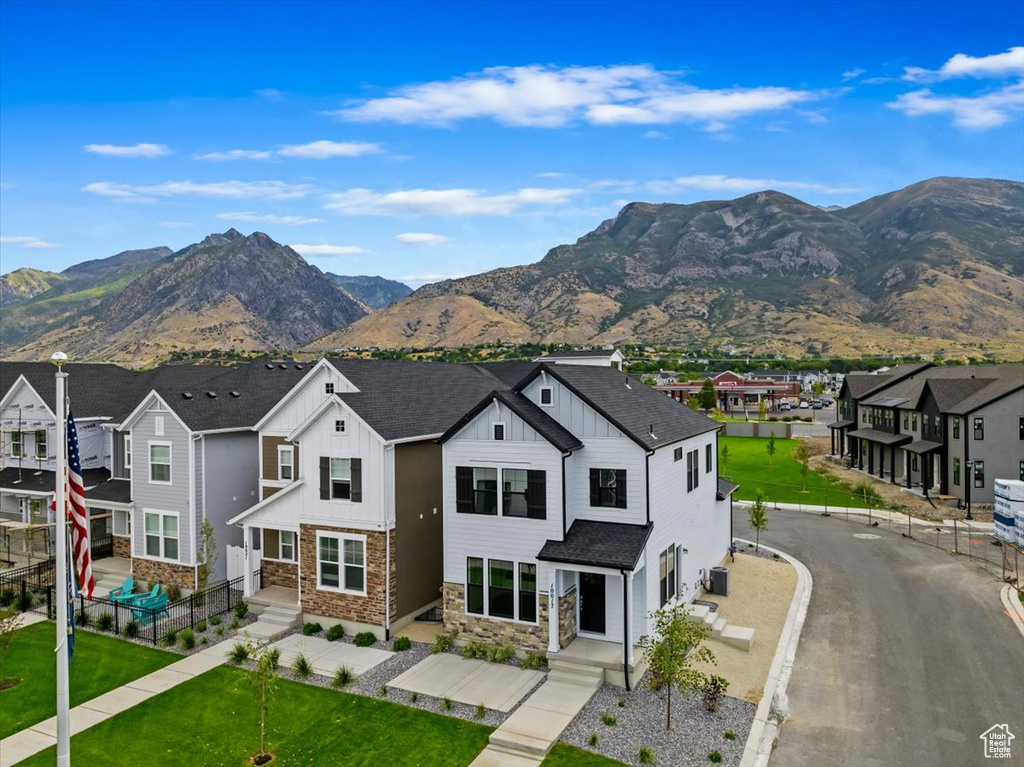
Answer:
xmin=732 ymin=500 xmax=995 ymax=531
xmin=735 ymin=540 xmax=813 ymax=767
xmin=1000 ymin=584 xmax=1024 ymax=639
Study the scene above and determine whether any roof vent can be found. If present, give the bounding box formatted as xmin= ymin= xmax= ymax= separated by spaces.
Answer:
xmin=295 ymin=364 xmax=304 ymax=370
xmin=265 ymin=364 xmax=274 ymax=369
xmin=278 ymin=364 xmax=287 ymax=370
xmin=206 ymin=391 xmax=217 ymax=398
xmin=182 ymin=392 xmax=193 ymax=399
xmin=230 ymin=391 xmax=240 ymax=398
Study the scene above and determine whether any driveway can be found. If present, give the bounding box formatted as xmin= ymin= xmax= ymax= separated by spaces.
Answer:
xmin=731 ymin=507 xmax=1024 ymax=767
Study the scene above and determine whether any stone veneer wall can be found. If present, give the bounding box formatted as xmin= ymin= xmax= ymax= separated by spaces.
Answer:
xmin=132 ymin=557 xmax=195 ymax=591
xmin=113 ymin=535 xmax=131 ymax=559
xmin=299 ymin=525 xmax=397 ymax=627
xmin=442 ymin=583 xmax=548 ymax=652
xmin=558 ymin=588 xmax=577 ymax=649
xmin=261 ymin=559 xmax=298 ymax=590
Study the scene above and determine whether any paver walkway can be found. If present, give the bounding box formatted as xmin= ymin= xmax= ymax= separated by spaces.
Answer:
xmin=270 ymin=634 xmax=393 ymax=677
xmin=0 ymin=642 xmax=228 ymax=767
xmin=389 ymin=653 xmax=545 ymax=713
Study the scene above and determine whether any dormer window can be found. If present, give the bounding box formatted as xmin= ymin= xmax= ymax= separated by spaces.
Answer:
xmin=335 ymin=419 xmax=346 ymax=433
xmin=325 ymin=382 xmax=335 ymax=395
xmin=493 ymin=423 xmax=505 ymax=441
xmin=539 ymin=387 xmax=553 ymax=407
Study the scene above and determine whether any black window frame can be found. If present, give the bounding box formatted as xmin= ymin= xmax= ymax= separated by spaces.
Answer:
xmin=590 ymin=468 xmax=627 ymax=508
xmin=953 ymin=457 xmax=960 ymax=486
xmin=1019 ymin=460 xmax=1024 ymax=482
xmin=335 ymin=419 xmax=345 ymax=433
xmin=973 ymin=460 xmax=985 ymax=488
xmin=467 ymin=557 xmax=484 ymax=615
xmin=705 ymin=443 xmax=713 ymax=474
xmin=953 ymin=417 xmax=960 ymax=440
xmin=539 ymin=387 xmax=553 ymax=406
xmin=973 ymin=417 xmax=984 ymax=441
xmin=518 ymin=563 xmax=537 ymax=623
xmin=686 ymin=449 xmax=699 ymax=492
xmin=659 ymin=546 xmax=676 ymax=607
xmin=456 ymin=466 xmax=498 ymax=515
xmin=493 ymin=423 xmax=505 ymax=441
xmin=673 ymin=446 xmax=683 ymax=462
xmin=488 ymin=559 xmax=515 ymax=620
xmin=325 ymin=382 xmax=335 ymax=395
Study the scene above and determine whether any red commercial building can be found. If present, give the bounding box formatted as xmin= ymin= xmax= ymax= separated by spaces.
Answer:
xmin=654 ymin=371 xmax=802 ymax=411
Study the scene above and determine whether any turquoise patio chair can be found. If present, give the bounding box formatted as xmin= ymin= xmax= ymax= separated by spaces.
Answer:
xmin=107 ymin=577 xmax=136 ymax=603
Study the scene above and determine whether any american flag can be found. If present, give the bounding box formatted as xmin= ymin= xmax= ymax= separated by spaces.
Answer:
xmin=66 ymin=410 xmax=95 ymax=599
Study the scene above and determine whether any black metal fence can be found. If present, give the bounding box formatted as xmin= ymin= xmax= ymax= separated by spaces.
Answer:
xmin=0 ymin=558 xmax=55 ymax=611
xmin=90 ymin=534 xmax=113 ymax=560
xmin=46 ymin=573 xmax=248 ymax=645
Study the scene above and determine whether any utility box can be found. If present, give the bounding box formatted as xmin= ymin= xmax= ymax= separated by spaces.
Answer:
xmin=710 ymin=566 xmax=730 ymax=596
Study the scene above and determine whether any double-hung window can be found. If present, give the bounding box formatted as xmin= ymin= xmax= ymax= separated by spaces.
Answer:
xmin=488 ymin=560 xmax=515 ymax=619
xmin=455 ymin=467 xmax=498 ymax=514
xmin=973 ymin=417 xmax=984 ymax=441
xmin=10 ymin=431 xmax=22 ymax=458
xmin=35 ymin=430 xmax=47 ymax=459
xmin=953 ymin=417 xmax=960 ymax=440
xmin=330 ymin=458 xmax=351 ymax=499
xmin=973 ymin=460 xmax=985 ymax=488
xmin=705 ymin=443 xmax=713 ymax=473
xmin=465 ymin=557 xmax=536 ymax=623
xmin=278 ymin=446 xmax=294 ymax=481
xmin=124 ymin=435 xmax=132 ymax=469
xmin=317 ymin=532 xmax=365 ymax=593
xmin=263 ymin=529 xmax=296 ymax=562
xmin=518 ymin=564 xmax=537 ymax=623
xmin=659 ymin=546 xmax=676 ymax=607
xmin=686 ymin=450 xmax=699 ymax=492
xmin=501 ymin=469 xmax=546 ymax=519
xmin=149 ymin=442 xmax=171 ymax=483
xmin=144 ymin=511 xmax=178 ymax=560
xmin=590 ymin=468 xmax=626 ymax=508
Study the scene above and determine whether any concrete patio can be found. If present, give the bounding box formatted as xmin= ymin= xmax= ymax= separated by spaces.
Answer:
xmin=389 ymin=653 xmax=545 ymax=712
xmin=270 ymin=634 xmax=393 ymax=677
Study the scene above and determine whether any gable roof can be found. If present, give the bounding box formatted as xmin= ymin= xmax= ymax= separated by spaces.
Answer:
xmin=517 ymin=363 xmax=720 ymax=450
xmin=438 ymin=390 xmax=583 ymax=453
xmin=0 ymin=362 xmax=150 ymax=421
xmin=532 ymin=349 xmax=622 ymax=361
xmin=859 ymin=364 xmax=1022 ymax=414
xmin=856 ymin=363 xmax=934 ymax=399
xmin=538 ymin=520 xmax=652 ymax=570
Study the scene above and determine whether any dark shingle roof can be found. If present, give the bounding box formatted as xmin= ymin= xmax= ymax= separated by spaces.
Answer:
xmin=0 ymin=466 xmax=109 ymax=493
xmin=518 ymin=364 xmax=720 ymax=450
xmin=533 ymin=350 xmax=619 ymax=360
xmin=538 ymin=520 xmax=652 ymax=570
xmin=857 ymin=364 xmax=1022 ymax=414
xmin=1 ymin=362 xmax=149 ymax=421
xmin=716 ymin=479 xmax=739 ymax=501
xmin=855 ymin=363 xmax=933 ymax=399
xmin=847 ymin=428 xmax=912 ymax=446
xmin=439 ymin=390 xmax=583 ymax=453
xmin=473 ymin=361 xmax=542 ymax=387
xmin=85 ymin=478 xmax=132 ymax=505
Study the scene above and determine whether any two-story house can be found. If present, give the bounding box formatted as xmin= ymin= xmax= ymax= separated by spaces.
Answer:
xmin=438 ymin=363 xmax=733 ymax=686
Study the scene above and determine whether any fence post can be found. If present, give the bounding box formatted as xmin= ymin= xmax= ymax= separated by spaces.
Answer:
xmin=190 ymin=592 xmax=195 ymax=628
xmin=22 ymin=580 xmax=28 ymax=614
xmin=114 ymin=602 xmax=120 ymax=636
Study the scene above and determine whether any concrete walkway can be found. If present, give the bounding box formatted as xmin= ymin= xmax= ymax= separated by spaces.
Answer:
xmin=0 ymin=642 xmax=228 ymax=767
xmin=270 ymin=634 xmax=393 ymax=677
xmin=390 ymin=653 xmax=545 ymax=713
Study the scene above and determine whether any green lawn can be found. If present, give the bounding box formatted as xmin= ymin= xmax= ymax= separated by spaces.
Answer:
xmin=720 ymin=436 xmax=878 ymax=508
xmin=543 ymin=743 xmax=625 ymax=766
xmin=0 ymin=621 xmax=178 ymax=738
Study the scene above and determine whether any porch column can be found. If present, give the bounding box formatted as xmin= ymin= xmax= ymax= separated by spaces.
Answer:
xmin=905 ymin=451 xmax=912 ymax=488
xmin=242 ymin=526 xmax=255 ymax=597
xmin=890 ymin=448 xmax=896 ymax=484
xmin=868 ymin=443 xmax=874 ymax=475
xmin=547 ymin=570 xmax=559 ymax=653
xmin=624 ymin=571 xmax=634 ymax=666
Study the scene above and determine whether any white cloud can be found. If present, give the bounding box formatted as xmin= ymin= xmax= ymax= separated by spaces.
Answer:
xmin=289 ymin=243 xmax=369 ymax=256
xmin=217 ymin=212 xmax=324 ymax=226
xmin=327 ymin=64 xmax=817 ymax=129
xmin=0 ymin=235 xmax=58 ymax=249
xmin=84 ymin=143 xmax=171 ymax=158
xmin=396 ymin=232 xmax=450 ymax=246
xmin=841 ymin=68 xmax=866 ymax=81
xmin=887 ymin=82 xmax=1024 ymax=129
xmin=325 ymin=187 xmax=580 ymax=216
xmin=277 ymin=140 xmax=381 ymax=159
xmin=255 ymin=88 xmax=283 ymax=100
xmin=398 ymin=272 xmax=470 ymax=287
xmin=649 ymin=175 xmax=863 ymax=195
xmin=536 ymin=171 xmax=566 ymax=178
xmin=903 ymin=46 xmax=1024 ymax=82
xmin=159 ymin=221 xmax=194 ymax=229
xmin=641 ymin=130 xmax=670 ymax=139
xmin=83 ymin=180 xmax=313 ymax=202
xmin=195 ymin=149 xmax=273 ymax=161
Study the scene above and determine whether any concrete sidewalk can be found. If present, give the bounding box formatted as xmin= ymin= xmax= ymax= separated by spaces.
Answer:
xmin=734 ymin=499 xmax=995 ymax=530
xmin=0 ymin=643 xmax=228 ymax=767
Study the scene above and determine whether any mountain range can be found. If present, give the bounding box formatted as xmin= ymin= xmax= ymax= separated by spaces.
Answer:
xmin=1 ymin=177 xmax=1021 ymax=363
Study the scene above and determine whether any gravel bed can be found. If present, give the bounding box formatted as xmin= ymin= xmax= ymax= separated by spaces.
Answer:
xmin=735 ymin=545 xmax=782 ymax=562
xmin=70 ymin=610 xmax=258 ymax=656
xmin=559 ymin=676 xmax=755 ymax=767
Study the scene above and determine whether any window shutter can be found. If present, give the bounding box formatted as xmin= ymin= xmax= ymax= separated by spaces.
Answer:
xmin=527 ymin=470 xmax=546 ymax=519
xmin=456 ymin=467 xmax=473 ymax=513
xmin=589 ymin=468 xmax=600 ymax=506
xmin=615 ymin=469 xmax=627 ymax=508
xmin=350 ymin=458 xmax=362 ymax=502
xmin=319 ymin=457 xmax=329 ymax=500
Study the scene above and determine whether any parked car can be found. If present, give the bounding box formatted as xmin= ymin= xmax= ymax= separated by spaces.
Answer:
xmin=799 ymin=401 xmax=810 ymax=409
xmin=811 ymin=400 xmax=824 ymax=409
xmin=779 ymin=403 xmax=791 ymax=411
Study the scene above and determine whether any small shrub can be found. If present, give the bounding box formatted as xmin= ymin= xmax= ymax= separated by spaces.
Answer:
xmin=353 ymin=631 xmax=376 ymax=647
xmin=165 ymin=583 xmax=181 ymax=601
xmin=703 ymin=675 xmax=730 ymax=712
xmin=430 ymin=630 xmax=456 ymax=654
xmin=475 ymin=702 xmax=486 ymax=720
xmin=76 ymin=610 xmax=90 ymax=627
xmin=767 ymin=416 xmax=779 ymax=422
xmin=638 ymin=746 xmax=656 ymax=764
xmin=332 ymin=665 xmax=354 ymax=688
xmin=233 ymin=601 xmax=249 ymax=620
xmin=773 ymin=553 xmax=780 ymax=560
xmin=600 ymin=711 xmax=617 ymax=726
xmin=162 ymin=628 xmax=178 ymax=647
xmin=442 ymin=697 xmax=453 ymax=711
xmin=724 ymin=729 xmax=737 ymax=741
xmin=303 ymin=621 xmax=323 ymax=636
xmin=409 ymin=691 xmax=418 ymax=703
xmin=122 ymin=620 xmax=140 ymax=639
xmin=200 ymin=636 xmax=208 ymax=645
xmin=209 ymin=614 xmax=222 ymax=626
xmin=97 ymin=613 xmax=113 ymax=631
xmin=215 ymin=626 xmax=224 ymax=638
xmin=292 ymin=653 xmax=313 ymax=679
xmin=326 ymin=624 xmax=345 ymax=642
xmin=392 ymin=635 xmax=411 ymax=651
xmin=178 ymin=628 xmax=196 ymax=651
xmin=267 ymin=647 xmax=281 ymax=668
xmin=709 ymin=751 xmax=723 ymax=764
xmin=377 ymin=684 xmax=388 ymax=697
xmin=617 ymin=698 xmax=626 ymax=708
xmin=461 ymin=641 xmax=488 ymax=660
xmin=486 ymin=642 xmax=515 ymax=664
xmin=195 ymin=620 xmax=207 ymax=633
xmin=0 ymin=588 xmax=15 ymax=607
xmin=520 ymin=650 xmax=548 ymax=670
xmin=229 ymin=617 xmax=240 ymax=631
xmin=588 ymin=733 xmax=600 ymax=747
xmin=228 ymin=642 xmax=250 ymax=664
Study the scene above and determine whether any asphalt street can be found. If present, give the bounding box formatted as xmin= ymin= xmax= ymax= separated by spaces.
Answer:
xmin=731 ymin=506 xmax=1024 ymax=767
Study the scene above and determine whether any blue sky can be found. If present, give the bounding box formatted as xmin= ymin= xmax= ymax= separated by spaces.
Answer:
xmin=1 ymin=0 xmax=1022 ymax=286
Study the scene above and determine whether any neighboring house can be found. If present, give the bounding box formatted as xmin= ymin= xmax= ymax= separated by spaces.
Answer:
xmin=439 ymin=362 xmax=734 ymax=685
xmin=532 ymin=349 xmax=625 ymax=370
xmin=227 ymin=359 xmax=510 ymax=639
xmin=655 ymin=370 xmax=800 ymax=410
xmin=829 ymin=363 xmax=1024 ymax=504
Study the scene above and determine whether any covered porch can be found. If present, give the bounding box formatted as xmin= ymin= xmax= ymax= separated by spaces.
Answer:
xmin=226 ymin=481 xmax=302 ymax=601
xmin=847 ymin=428 xmax=911 ymax=484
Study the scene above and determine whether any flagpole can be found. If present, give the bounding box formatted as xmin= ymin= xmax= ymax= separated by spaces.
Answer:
xmin=53 ymin=352 xmax=71 ymax=766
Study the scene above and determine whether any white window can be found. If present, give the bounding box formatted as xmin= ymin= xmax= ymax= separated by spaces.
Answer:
xmin=154 ymin=416 xmax=164 ymax=436
xmin=325 ymin=382 xmax=335 ymax=395
xmin=539 ymin=387 xmax=553 ymax=407
xmin=263 ymin=528 xmax=296 ymax=562
xmin=35 ymin=430 xmax=47 ymax=459
xmin=335 ymin=419 xmax=346 ymax=433
xmin=330 ymin=458 xmax=351 ymax=499
xmin=144 ymin=511 xmax=178 ymax=561
xmin=278 ymin=445 xmax=294 ymax=481
xmin=10 ymin=431 xmax=22 ymax=458
xmin=493 ymin=423 xmax=505 ymax=441
xmin=316 ymin=531 xmax=365 ymax=594
xmin=124 ymin=434 xmax=132 ymax=469
xmin=280 ymin=530 xmax=295 ymax=561
xmin=149 ymin=442 xmax=171 ymax=484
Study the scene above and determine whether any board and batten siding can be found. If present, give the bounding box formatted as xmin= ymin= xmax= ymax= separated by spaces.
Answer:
xmin=1 ymin=379 xmax=56 ymax=471
xmin=260 ymin=364 xmax=357 ymax=435
xmin=521 ymin=376 xmax=626 ymax=440
xmin=130 ymin=404 xmax=193 ymax=564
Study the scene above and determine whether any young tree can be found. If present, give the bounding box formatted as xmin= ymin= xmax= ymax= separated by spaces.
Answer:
xmin=699 ymin=379 xmax=717 ymax=414
xmin=196 ymin=519 xmax=219 ymax=593
xmin=811 ymin=381 xmax=826 ymax=396
xmin=0 ymin=606 xmax=23 ymax=690
xmin=748 ymin=491 xmax=770 ymax=553
xmin=237 ymin=640 xmax=279 ymax=764
xmin=757 ymin=398 xmax=769 ymax=421
xmin=794 ymin=441 xmax=811 ymax=492
xmin=720 ymin=444 xmax=730 ymax=473
xmin=686 ymin=394 xmax=702 ymax=411
xmin=638 ymin=604 xmax=718 ymax=731
xmin=766 ymin=434 xmax=777 ymax=466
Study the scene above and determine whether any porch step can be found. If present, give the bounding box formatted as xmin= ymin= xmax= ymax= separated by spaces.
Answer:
xmin=711 ymin=616 xmax=728 ymax=637
xmin=720 ymin=625 xmax=755 ymax=651
xmin=241 ymin=604 xmax=301 ymax=642
xmin=546 ymin=659 xmax=604 ymax=690
xmin=487 ymin=729 xmax=552 ymax=758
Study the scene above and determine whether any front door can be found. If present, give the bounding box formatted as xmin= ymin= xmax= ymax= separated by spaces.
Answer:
xmin=579 ymin=573 xmax=606 ymax=635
